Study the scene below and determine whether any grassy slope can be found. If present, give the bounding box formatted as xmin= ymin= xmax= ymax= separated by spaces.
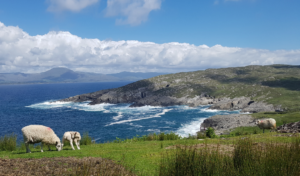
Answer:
xmin=121 ymin=65 xmax=300 ymax=111
xmin=1 ymin=133 xmax=299 ymax=175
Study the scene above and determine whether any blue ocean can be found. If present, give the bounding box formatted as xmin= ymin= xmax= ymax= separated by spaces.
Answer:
xmin=0 ymin=82 xmax=240 ymax=143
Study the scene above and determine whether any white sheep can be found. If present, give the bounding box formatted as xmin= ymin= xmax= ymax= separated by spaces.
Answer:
xmin=62 ymin=131 xmax=81 ymax=150
xmin=21 ymin=125 xmax=62 ymax=153
xmin=255 ymin=118 xmax=276 ymax=133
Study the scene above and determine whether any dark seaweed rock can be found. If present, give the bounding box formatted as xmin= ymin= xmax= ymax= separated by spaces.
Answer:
xmin=277 ymin=121 xmax=300 ymax=133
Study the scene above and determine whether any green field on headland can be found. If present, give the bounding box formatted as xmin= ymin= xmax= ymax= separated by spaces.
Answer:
xmin=1 ymin=124 xmax=300 ymax=175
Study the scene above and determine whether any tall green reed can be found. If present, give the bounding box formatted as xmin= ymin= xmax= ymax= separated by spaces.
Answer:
xmin=80 ymin=132 xmax=93 ymax=145
xmin=159 ymin=137 xmax=300 ymax=176
xmin=0 ymin=133 xmax=17 ymax=151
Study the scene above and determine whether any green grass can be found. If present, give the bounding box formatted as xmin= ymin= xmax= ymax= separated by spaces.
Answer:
xmin=159 ymin=137 xmax=300 ymax=176
xmin=80 ymin=132 xmax=93 ymax=145
xmin=1 ymin=132 xmax=300 ymax=175
xmin=0 ymin=139 xmax=201 ymax=175
xmin=0 ymin=133 xmax=17 ymax=151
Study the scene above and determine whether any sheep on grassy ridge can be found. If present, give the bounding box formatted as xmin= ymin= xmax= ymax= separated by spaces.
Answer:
xmin=255 ymin=118 xmax=276 ymax=133
xmin=62 ymin=131 xmax=81 ymax=150
xmin=21 ymin=125 xmax=62 ymax=153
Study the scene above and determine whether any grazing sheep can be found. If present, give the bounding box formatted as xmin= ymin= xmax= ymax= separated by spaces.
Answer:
xmin=255 ymin=118 xmax=276 ymax=133
xmin=62 ymin=131 xmax=81 ymax=150
xmin=21 ymin=125 xmax=62 ymax=153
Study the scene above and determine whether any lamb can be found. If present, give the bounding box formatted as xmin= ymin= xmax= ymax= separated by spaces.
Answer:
xmin=21 ymin=125 xmax=62 ymax=153
xmin=62 ymin=131 xmax=81 ymax=150
xmin=255 ymin=118 xmax=276 ymax=133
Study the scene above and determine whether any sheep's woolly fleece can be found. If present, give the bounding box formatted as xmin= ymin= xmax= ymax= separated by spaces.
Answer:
xmin=256 ymin=118 xmax=276 ymax=129
xmin=22 ymin=125 xmax=61 ymax=145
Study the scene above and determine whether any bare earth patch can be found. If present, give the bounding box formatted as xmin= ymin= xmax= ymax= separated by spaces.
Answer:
xmin=0 ymin=157 xmax=136 ymax=176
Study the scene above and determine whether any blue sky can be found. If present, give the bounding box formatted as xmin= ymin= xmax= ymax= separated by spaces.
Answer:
xmin=0 ymin=0 xmax=299 ymax=73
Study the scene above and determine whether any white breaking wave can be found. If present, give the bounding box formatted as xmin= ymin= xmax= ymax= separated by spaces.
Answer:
xmin=176 ymin=118 xmax=206 ymax=138
xmin=106 ymin=109 xmax=172 ymax=126
xmin=146 ymin=129 xmax=160 ymax=133
xmin=26 ymin=101 xmax=75 ymax=109
xmin=201 ymin=108 xmax=220 ymax=112
xmin=27 ymin=101 xmax=115 ymax=111
xmin=113 ymin=112 xmax=123 ymax=120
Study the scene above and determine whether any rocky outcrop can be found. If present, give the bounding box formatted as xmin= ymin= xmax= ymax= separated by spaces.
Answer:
xmin=276 ymin=121 xmax=300 ymax=133
xmin=60 ymin=88 xmax=277 ymax=113
xmin=200 ymin=114 xmax=256 ymax=135
xmin=240 ymin=102 xmax=283 ymax=113
xmin=208 ymin=97 xmax=253 ymax=111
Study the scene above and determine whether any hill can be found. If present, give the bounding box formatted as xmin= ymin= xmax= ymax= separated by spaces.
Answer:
xmin=0 ymin=68 xmax=167 ymax=84
xmin=61 ymin=64 xmax=300 ymax=112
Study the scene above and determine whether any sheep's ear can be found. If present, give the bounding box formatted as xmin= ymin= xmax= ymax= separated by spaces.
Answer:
xmin=56 ymin=141 xmax=58 ymax=145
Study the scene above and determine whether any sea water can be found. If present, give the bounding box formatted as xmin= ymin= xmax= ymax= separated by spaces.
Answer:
xmin=0 ymin=82 xmax=240 ymax=143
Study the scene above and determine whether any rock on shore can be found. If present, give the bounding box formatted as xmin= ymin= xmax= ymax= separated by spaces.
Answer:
xmin=200 ymin=114 xmax=256 ymax=135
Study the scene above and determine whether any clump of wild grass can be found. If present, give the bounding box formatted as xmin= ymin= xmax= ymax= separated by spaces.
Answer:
xmin=196 ymin=132 xmax=206 ymax=139
xmin=0 ymin=133 xmax=17 ymax=151
xmin=160 ymin=137 xmax=300 ymax=176
xmin=80 ymin=132 xmax=92 ymax=145
xmin=112 ymin=132 xmax=181 ymax=143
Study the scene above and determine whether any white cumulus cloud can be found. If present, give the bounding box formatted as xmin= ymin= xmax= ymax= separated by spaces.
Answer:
xmin=0 ymin=22 xmax=300 ymax=74
xmin=47 ymin=0 xmax=99 ymax=13
xmin=105 ymin=0 xmax=162 ymax=25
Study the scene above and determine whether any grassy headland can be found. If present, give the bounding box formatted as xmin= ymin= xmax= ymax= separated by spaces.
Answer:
xmin=1 ymin=131 xmax=300 ymax=175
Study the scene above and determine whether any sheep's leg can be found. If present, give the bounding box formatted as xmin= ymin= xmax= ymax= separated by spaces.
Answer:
xmin=263 ymin=129 xmax=265 ymax=133
xmin=74 ymin=139 xmax=80 ymax=150
xmin=70 ymin=139 xmax=75 ymax=150
xmin=25 ymin=143 xmax=31 ymax=153
xmin=77 ymin=140 xmax=80 ymax=150
xmin=62 ymin=138 xmax=65 ymax=149
xmin=41 ymin=143 xmax=44 ymax=152
xmin=48 ymin=144 xmax=51 ymax=151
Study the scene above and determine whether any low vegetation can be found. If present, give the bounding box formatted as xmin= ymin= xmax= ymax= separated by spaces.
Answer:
xmin=0 ymin=133 xmax=17 ymax=151
xmin=160 ymin=137 xmax=300 ymax=176
xmin=1 ymin=128 xmax=300 ymax=175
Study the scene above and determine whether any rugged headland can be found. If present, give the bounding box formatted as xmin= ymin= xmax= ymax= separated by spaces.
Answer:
xmin=61 ymin=64 xmax=300 ymax=111
xmin=58 ymin=65 xmax=300 ymax=132
xmin=60 ymin=64 xmax=300 ymax=133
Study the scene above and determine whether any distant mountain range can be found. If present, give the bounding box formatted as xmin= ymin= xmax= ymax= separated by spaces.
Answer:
xmin=0 ymin=68 xmax=167 ymax=84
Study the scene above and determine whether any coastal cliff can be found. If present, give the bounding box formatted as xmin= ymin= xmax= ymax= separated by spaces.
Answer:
xmin=59 ymin=64 xmax=300 ymax=112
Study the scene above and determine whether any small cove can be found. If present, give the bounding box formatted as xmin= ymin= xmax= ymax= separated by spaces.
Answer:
xmin=0 ymin=82 xmax=240 ymax=143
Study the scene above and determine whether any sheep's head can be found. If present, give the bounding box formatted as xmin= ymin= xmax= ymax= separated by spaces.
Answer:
xmin=56 ymin=141 xmax=62 ymax=151
xmin=255 ymin=120 xmax=261 ymax=125
xmin=74 ymin=132 xmax=81 ymax=140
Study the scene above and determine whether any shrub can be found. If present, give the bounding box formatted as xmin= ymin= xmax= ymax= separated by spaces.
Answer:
xmin=159 ymin=133 xmax=165 ymax=141
xmin=206 ymin=127 xmax=216 ymax=138
xmin=80 ymin=132 xmax=92 ymax=145
xmin=0 ymin=133 xmax=17 ymax=151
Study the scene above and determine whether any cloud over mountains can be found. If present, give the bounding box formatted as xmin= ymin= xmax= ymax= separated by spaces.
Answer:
xmin=0 ymin=22 xmax=299 ymax=74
